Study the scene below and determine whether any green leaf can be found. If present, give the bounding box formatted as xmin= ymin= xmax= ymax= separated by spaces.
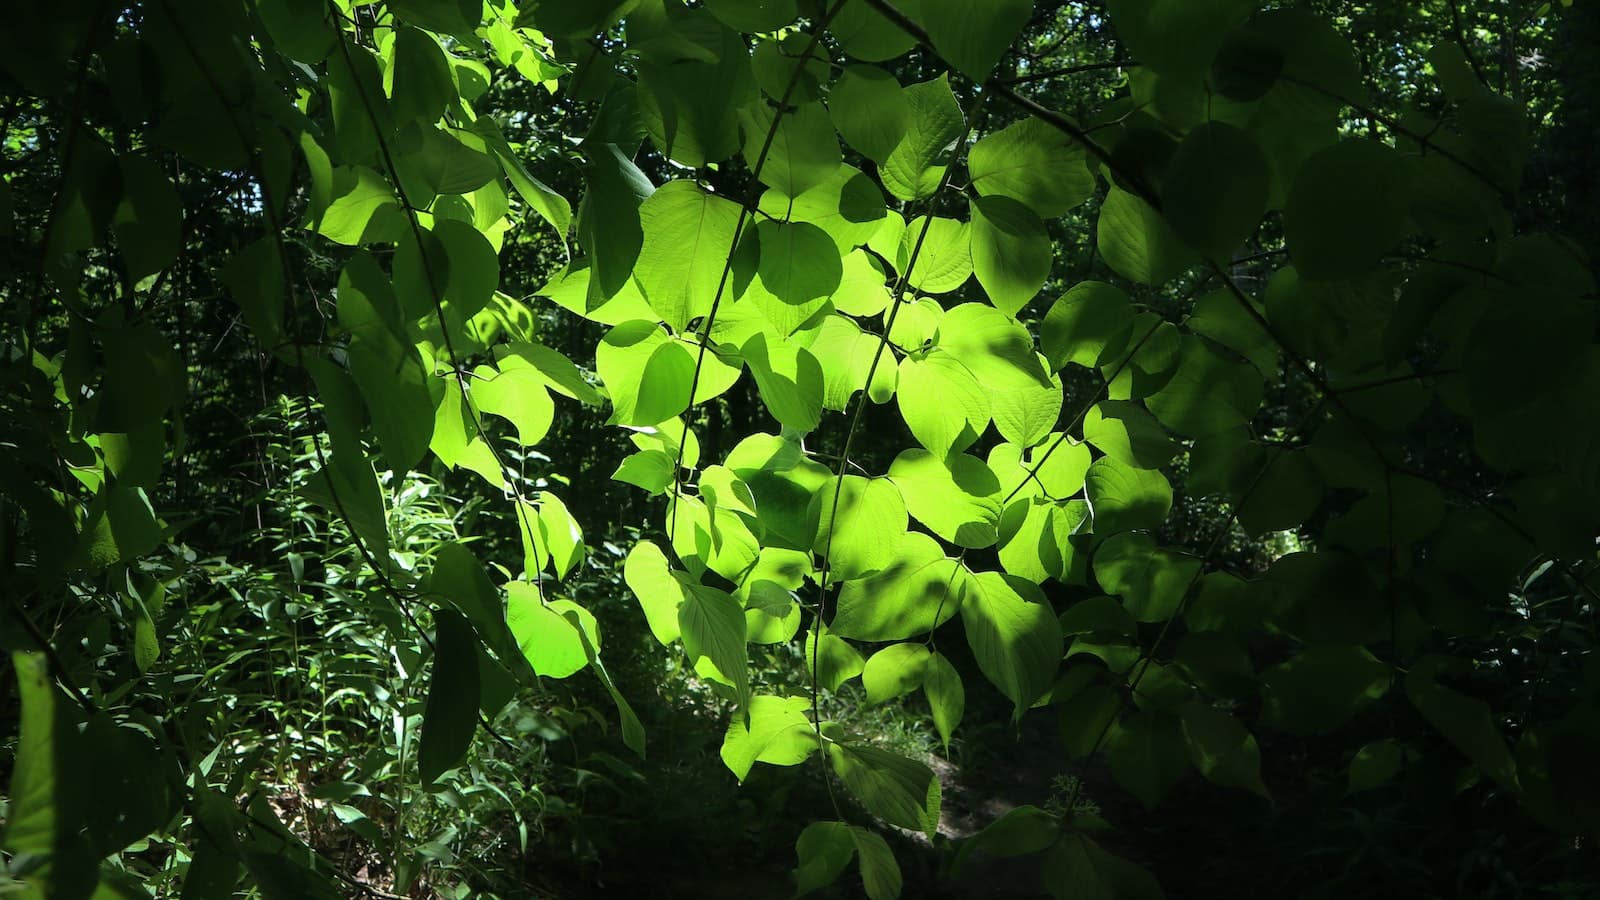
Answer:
xmin=989 ymin=362 xmax=1064 ymax=449
xmin=476 ymin=118 xmax=573 ymax=240
xmin=705 ymin=0 xmax=796 ymax=30
xmin=100 ymin=422 xmax=165 ymax=490
xmin=830 ymin=0 xmax=922 ymax=62
xmin=832 ymin=533 xmax=970 ymax=641
xmin=809 ymin=475 xmax=908 ymax=582
xmin=1106 ymin=0 xmax=1256 ymax=77
xmin=623 ymin=540 xmax=685 ymax=644
xmin=828 ymin=742 xmax=941 ymax=837
xmin=753 ymin=219 xmax=842 ymax=327
xmin=743 ymin=580 xmax=802 ymax=644
xmin=319 ymin=166 xmax=400 ymax=245
xmin=1162 ymin=122 xmax=1270 ymax=261
xmin=970 ymin=116 xmax=1094 ymax=218
xmin=720 ymin=695 xmax=817 ymax=782
xmin=863 ymin=643 xmax=932 ymax=704
xmin=1144 ymin=337 xmax=1263 ymax=437
xmin=1261 ymin=646 xmax=1390 ymax=736
xmin=1406 ymin=665 xmax=1519 ymax=790
xmin=921 ymin=0 xmax=1032 ymax=81
xmin=897 ymin=352 xmax=990 ymax=459
xmin=1107 ymin=709 xmax=1189 ymax=809
xmin=595 ymin=320 xmax=703 ymax=426
xmin=1042 ymin=836 xmax=1165 ymax=900
xmin=419 ymin=610 xmax=481 ymax=784
xmin=923 ymin=651 xmax=965 ymax=751
xmin=426 ymin=543 xmax=522 ymax=671
xmin=739 ymin=99 xmax=841 ymax=198
xmin=970 ymin=195 xmax=1052 ymax=317
xmin=430 ymin=381 xmax=505 ymax=489
xmin=578 ymin=144 xmax=654 ymax=300
xmin=405 ymin=126 xmax=501 ymax=197
xmin=7 ymin=651 xmax=94 ymax=898
xmin=1179 ymin=700 xmax=1269 ymax=798
xmin=807 ymin=630 xmax=867 ymax=691
xmin=759 ymin=164 xmax=887 ymax=252
xmin=880 ymin=74 xmax=964 ymax=202
xmin=888 ymin=449 xmax=1003 ymax=548
xmin=1347 ymin=739 xmax=1405 ymax=793
xmin=1094 ymin=533 xmax=1201 ymax=623
xmin=133 ymin=605 xmax=160 ymax=673
xmin=335 ymin=251 xmax=404 ymax=343
xmin=886 ymin=295 xmax=944 ymax=348
xmin=1186 ymin=289 xmax=1277 ymax=377
xmin=634 ymin=180 xmax=743 ymax=332
xmin=1084 ymin=456 xmax=1172 ymax=536
xmin=897 ymin=215 xmax=971 ymax=293
xmin=94 ymin=320 xmax=182 ymax=433
xmin=506 ymin=583 xmax=588 ymax=678
xmin=794 ymin=821 xmax=855 ymax=896
xmin=1041 ymin=281 xmax=1134 ymax=371
xmin=997 ymin=496 xmax=1090 ymax=584
xmin=258 ymin=0 xmax=338 ymax=62
xmin=742 ymin=332 xmax=825 ymax=433
xmin=929 ymin=303 xmax=1043 ymax=390
xmin=962 ymin=570 xmax=1063 ymax=716
xmin=829 ymin=65 xmax=910 ymax=163
xmin=471 ymin=365 xmax=554 ymax=447
xmin=1284 ymin=140 xmax=1415 ymax=280
xmin=1083 ymin=401 xmax=1177 ymax=469
xmin=1060 ymin=684 xmax=1122 ymax=759
xmin=1022 ymin=435 xmax=1092 ymax=498
xmin=668 ymin=493 xmax=761 ymax=583
xmin=390 ymin=26 xmax=454 ymax=125
xmin=850 ymin=827 xmax=903 ymax=900
xmin=81 ymin=486 xmax=165 ymax=569
xmin=615 ymin=449 xmax=676 ymax=493
xmin=1235 ymin=448 xmax=1323 ymax=536
xmin=347 ymin=333 xmax=433 ymax=474
xmin=1097 ymin=185 xmax=1196 ymax=286
xmin=389 ymin=0 xmax=479 ymax=36
xmin=535 ymin=491 xmax=586 ymax=580
xmin=494 ymin=341 xmax=605 ymax=405
xmin=112 ymin=154 xmax=181 ymax=282
xmin=679 ymin=582 xmax=750 ymax=709
xmin=728 ymin=432 xmax=832 ymax=549
xmin=219 ymin=238 xmax=284 ymax=349
xmin=808 ymin=314 xmax=898 ymax=410
xmin=636 ymin=21 xmax=756 ymax=166
xmin=573 ymin=623 xmax=647 ymax=757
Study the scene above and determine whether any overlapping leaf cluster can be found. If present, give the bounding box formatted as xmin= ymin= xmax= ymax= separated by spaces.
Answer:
xmin=1 ymin=0 xmax=1595 ymax=897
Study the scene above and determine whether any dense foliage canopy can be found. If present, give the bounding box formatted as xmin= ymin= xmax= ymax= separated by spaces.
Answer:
xmin=2 ymin=0 xmax=1598 ymax=897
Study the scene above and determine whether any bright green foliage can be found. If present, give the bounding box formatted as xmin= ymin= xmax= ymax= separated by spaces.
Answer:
xmin=720 ymin=695 xmax=817 ymax=781
xmin=829 ymin=65 xmax=910 ymax=162
xmin=634 ymin=180 xmax=743 ymax=332
xmin=863 ymin=642 xmax=932 ymax=703
xmin=827 ymin=741 xmax=942 ymax=836
xmin=923 ymin=651 xmax=965 ymax=750
xmin=832 ymin=532 xmax=969 ymax=640
xmin=969 ymin=116 xmax=1095 ymax=218
xmin=969 ymin=196 xmax=1053 ymax=316
xmin=880 ymin=75 xmax=964 ymax=201
xmin=888 ymin=450 xmax=1002 ymax=548
xmin=962 ymin=571 xmax=1063 ymax=716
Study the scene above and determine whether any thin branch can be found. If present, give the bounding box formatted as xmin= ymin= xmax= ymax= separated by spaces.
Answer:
xmin=1000 ymin=59 xmax=1129 ymax=86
